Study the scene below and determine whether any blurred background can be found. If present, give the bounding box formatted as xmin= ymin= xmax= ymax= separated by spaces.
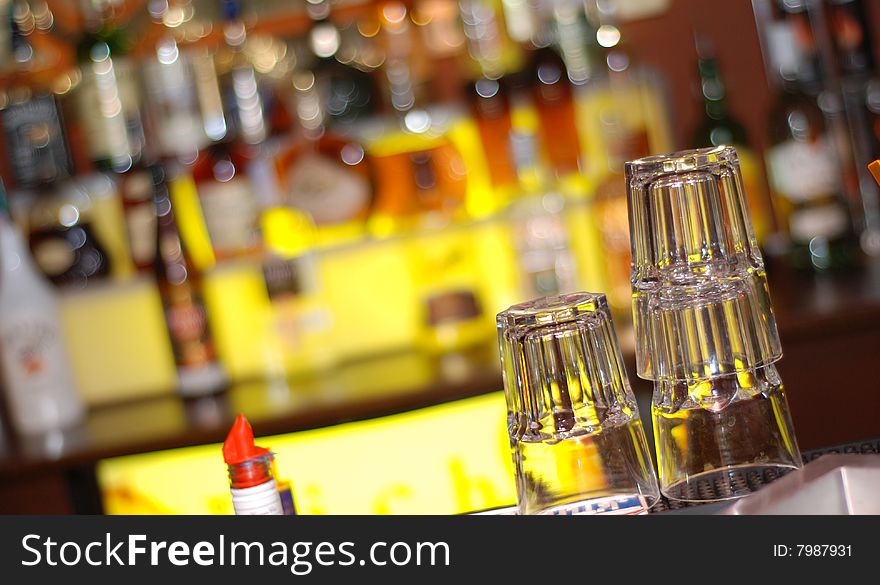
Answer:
xmin=1 ymin=0 xmax=880 ymax=514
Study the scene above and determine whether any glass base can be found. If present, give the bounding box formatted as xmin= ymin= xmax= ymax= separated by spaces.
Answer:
xmin=661 ymin=463 xmax=800 ymax=503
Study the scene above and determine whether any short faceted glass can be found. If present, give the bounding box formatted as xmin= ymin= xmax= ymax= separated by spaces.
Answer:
xmin=626 ymin=146 xmax=802 ymax=502
xmin=497 ymin=292 xmax=659 ymax=515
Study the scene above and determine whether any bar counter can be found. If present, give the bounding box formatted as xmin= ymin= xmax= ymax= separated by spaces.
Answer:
xmin=2 ymin=256 xmax=880 ymax=513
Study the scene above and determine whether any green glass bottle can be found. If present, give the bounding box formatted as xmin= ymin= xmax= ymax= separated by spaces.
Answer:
xmin=691 ymin=34 xmax=774 ymax=246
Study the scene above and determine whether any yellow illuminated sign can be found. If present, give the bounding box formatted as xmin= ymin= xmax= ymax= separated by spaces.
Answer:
xmin=98 ymin=392 xmax=516 ymax=515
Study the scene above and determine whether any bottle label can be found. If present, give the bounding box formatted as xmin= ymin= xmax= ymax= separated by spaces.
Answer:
xmin=230 ymin=479 xmax=284 ymax=516
xmin=198 ymin=177 xmax=260 ymax=257
xmin=31 ymin=235 xmax=77 ymax=278
xmin=122 ymin=170 xmax=157 ymax=267
xmin=1 ymin=319 xmax=57 ymax=383
xmin=789 ymin=205 xmax=849 ymax=243
xmin=426 ymin=290 xmax=482 ymax=326
xmin=1 ymin=95 xmax=68 ymax=186
xmin=286 ymin=152 xmax=371 ymax=225
xmin=165 ymin=300 xmax=215 ymax=367
xmin=76 ymin=56 xmax=143 ymax=165
xmin=262 ymin=257 xmax=306 ymax=299
xmin=766 ymin=138 xmax=838 ymax=203
xmin=143 ymin=52 xmax=207 ymax=157
xmin=0 ymin=314 xmax=80 ymax=431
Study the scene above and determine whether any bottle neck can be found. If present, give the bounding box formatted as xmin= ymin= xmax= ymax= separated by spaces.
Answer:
xmin=511 ymin=130 xmax=548 ymax=194
xmin=292 ymin=71 xmax=327 ymax=141
xmin=227 ymin=454 xmax=275 ymax=489
xmin=698 ymin=58 xmax=731 ymax=121
xmin=0 ymin=212 xmax=41 ymax=282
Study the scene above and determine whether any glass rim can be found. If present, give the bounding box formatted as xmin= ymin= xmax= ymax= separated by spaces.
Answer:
xmin=496 ymin=291 xmax=609 ymax=330
xmin=625 ymin=145 xmax=738 ymax=179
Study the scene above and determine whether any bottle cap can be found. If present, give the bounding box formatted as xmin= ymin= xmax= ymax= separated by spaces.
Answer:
xmin=222 ymin=413 xmax=271 ymax=466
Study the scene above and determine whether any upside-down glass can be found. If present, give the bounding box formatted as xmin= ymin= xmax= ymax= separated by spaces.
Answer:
xmin=497 ymin=292 xmax=660 ymax=514
xmin=626 ymin=146 xmax=802 ymax=502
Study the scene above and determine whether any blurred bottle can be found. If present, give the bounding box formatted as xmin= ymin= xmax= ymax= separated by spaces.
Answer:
xmin=0 ymin=180 xmax=85 ymax=435
xmin=826 ymin=0 xmax=874 ymax=79
xmin=825 ymin=0 xmax=880 ymax=253
xmin=459 ymin=0 xmax=523 ymax=80
xmin=763 ymin=14 xmax=857 ymax=270
xmin=138 ymin=0 xmax=231 ymax=166
xmin=74 ymin=0 xmax=145 ymax=173
xmin=2 ymin=91 xmax=113 ymax=287
xmin=73 ymin=0 xmax=154 ymax=275
xmin=691 ymin=34 xmax=774 ymax=246
xmin=189 ymin=0 xmax=264 ymax=261
xmin=546 ymin=0 xmax=599 ymax=86
xmin=152 ymin=164 xmax=227 ymax=397
xmin=305 ymin=0 xmax=376 ymax=127
xmin=593 ymin=113 xmax=648 ymax=317
xmin=527 ymin=45 xmax=582 ymax=177
xmin=141 ymin=7 xmax=212 ymax=163
xmin=369 ymin=2 xmax=469 ymax=234
xmin=469 ymin=77 xmax=518 ymax=197
xmin=274 ymin=70 xmax=374 ymax=245
xmin=507 ymin=125 xmax=577 ymax=299
xmin=576 ymin=14 xmax=672 ymax=315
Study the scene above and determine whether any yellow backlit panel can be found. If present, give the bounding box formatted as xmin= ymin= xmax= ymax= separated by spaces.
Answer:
xmin=98 ymin=392 xmax=516 ymax=515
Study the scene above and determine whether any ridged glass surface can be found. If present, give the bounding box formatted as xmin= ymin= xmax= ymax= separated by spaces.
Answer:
xmin=626 ymin=146 xmax=782 ymax=380
xmin=652 ymin=364 xmax=802 ymax=502
xmin=626 ymin=146 xmax=801 ymax=502
xmin=497 ymin=292 xmax=659 ymax=514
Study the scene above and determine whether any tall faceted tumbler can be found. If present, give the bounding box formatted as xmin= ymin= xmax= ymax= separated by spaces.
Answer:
xmin=497 ymin=293 xmax=659 ymax=514
xmin=626 ymin=146 xmax=802 ymax=502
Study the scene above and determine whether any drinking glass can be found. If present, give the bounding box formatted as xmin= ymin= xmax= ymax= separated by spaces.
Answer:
xmin=626 ymin=146 xmax=802 ymax=501
xmin=497 ymin=292 xmax=660 ymax=514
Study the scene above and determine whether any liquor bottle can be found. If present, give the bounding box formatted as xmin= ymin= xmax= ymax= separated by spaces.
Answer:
xmin=152 ymin=164 xmax=227 ymax=397
xmin=469 ymin=77 xmax=518 ymax=196
xmin=506 ymin=126 xmax=577 ymax=299
xmin=74 ymin=0 xmax=144 ymax=173
xmin=824 ymin=0 xmax=880 ymax=252
xmin=580 ymin=20 xmax=672 ymax=315
xmin=273 ymin=70 xmax=373 ymax=244
xmin=142 ymin=31 xmax=210 ymax=163
xmin=764 ymin=17 xmax=857 ymax=269
xmin=691 ymin=34 xmax=774 ymax=245
xmin=2 ymin=92 xmax=113 ymax=287
xmin=459 ymin=0 xmax=522 ymax=80
xmin=133 ymin=1 xmax=241 ymax=272
xmin=0 ymin=180 xmax=85 ymax=435
xmin=73 ymin=0 xmax=155 ymax=273
xmin=369 ymin=2 xmax=469 ymax=233
xmin=548 ymin=0 xmax=599 ymax=86
xmin=305 ymin=0 xmax=376 ymax=127
xmin=826 ymin=0 xmax=874 ymax=79
xmin=526 ymin=46 xmax=582 ymax=177
xmin=593 ymin=113 xmax=648 ymax=317
xmin=189 ymin=0 xmax=263 ymax=261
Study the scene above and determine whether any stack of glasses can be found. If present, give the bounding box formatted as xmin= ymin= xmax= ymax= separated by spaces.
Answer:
xmin=626 ymin=145 xmax=803 ymax=501
xmin=495 ymin=145 xmax=803 ymax=515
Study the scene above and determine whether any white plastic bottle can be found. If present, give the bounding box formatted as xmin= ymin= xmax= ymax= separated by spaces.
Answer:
xmin=0 ymin=195 xmax=85 ymax=435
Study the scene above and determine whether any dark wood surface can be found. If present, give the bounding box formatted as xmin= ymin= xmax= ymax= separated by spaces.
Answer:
xmin=2 ymin=256 xmax=880 ymax=478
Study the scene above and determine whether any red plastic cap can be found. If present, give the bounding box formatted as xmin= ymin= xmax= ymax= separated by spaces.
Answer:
xmin=222 ymin=413 xmax=271 ymax=466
